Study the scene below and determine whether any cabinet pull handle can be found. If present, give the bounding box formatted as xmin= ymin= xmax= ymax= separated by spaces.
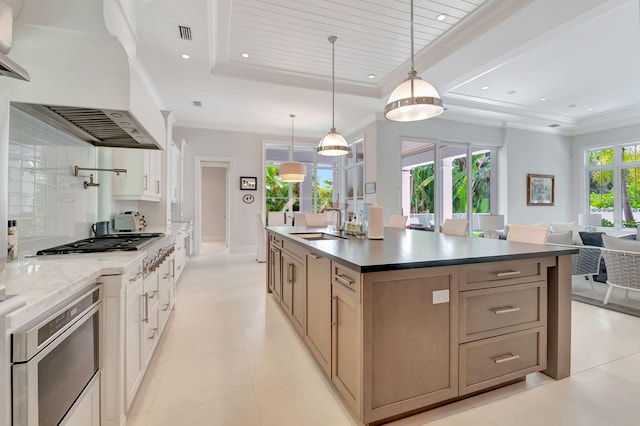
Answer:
xmin=148 ymin=327 xmax=158 ymax=340
xmin=493 ymin=354 xmax=520 ymax=364
xmin=163 ymin=303 xmax=170 ymax=311
xmin=156 ymin=180 xmax=160 ymax=194
xmin=495 ymin=270 xmax=521 ymax=277
xmin=144 ymin=174 xmax=148 ymax=190
xmin=142 ymin=293 xmax=149 ymax=323
xmin=149 ymin=290 xmax=158 ymax=299
xmin=335 ymin=274 xmax=354 ymax=289
xmin=493 ymin=306 xmax=521 ymax=315
xmin=288 ymin=263 xmax=294 ymax=283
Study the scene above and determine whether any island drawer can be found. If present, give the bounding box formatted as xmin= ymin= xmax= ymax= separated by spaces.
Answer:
xmin=459 ymin=281 xmax=547 ymax=342
xmin=459 ymin=257 xmax=554 ymax=291
xmin=332 ymin=263 xmax=361 ymax=301
xmin=282 ymin=239 xmax=305 ymax=262
xmin=459 ymin=326 xmax=546 ymax=395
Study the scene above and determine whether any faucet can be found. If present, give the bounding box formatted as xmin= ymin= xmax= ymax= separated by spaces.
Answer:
xmin=321 ymin=207 xmax=342 ymax=232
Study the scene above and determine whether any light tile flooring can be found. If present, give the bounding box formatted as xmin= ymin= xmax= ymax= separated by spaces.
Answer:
xmin=127 ymin=243 xmax=640 ymax=425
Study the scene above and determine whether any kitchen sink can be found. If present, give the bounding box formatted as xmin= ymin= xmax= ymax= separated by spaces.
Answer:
xmin=291 ymin=232 xmax=347 ymax=241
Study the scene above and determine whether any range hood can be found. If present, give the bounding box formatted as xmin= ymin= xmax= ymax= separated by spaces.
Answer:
xmin=0 ymin=52 xmax=29 ymax=81
xmin=6 ymin=1 xmax=165 ymax=150
xmin=0 ymin=0 xmax=29 ymax=81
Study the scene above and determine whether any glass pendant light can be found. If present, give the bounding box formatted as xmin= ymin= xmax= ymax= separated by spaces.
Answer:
xmin=384 ymin=0 xmax=444 ymax=121
xmin=279 ymin=114 xmax=307 ymax=182
xmin=317 ymin=36 xmax=349 ymax=156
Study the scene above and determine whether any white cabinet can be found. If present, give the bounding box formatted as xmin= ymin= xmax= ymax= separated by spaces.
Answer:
xmin=142 ymin=270 xmax=161 ymax=368
xmin=111 ymin=148 xmax=163 ymax=201
xmin=124 ymin=268 xmax=144 ymax=410
xmin=169 ymin=141 xmax=180 ymax=204
xmin=174 ymin=230 xmax=186 ymax=282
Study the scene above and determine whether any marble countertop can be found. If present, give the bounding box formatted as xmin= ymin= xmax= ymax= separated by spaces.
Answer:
xmin=0 ymin=251 xmax=144 ymax=330
xmin=268 ymin=226 xmax=579 ymax=273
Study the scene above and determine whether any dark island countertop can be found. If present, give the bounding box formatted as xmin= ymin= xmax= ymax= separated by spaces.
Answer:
xmin=268 ymin=226 xmax=579 ymax=273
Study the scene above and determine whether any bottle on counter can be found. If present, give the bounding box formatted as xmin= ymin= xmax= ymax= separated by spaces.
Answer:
xmin=7 ymin=220 xmax=18 ymax=261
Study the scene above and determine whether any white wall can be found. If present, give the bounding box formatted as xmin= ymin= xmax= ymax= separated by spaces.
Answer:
xmin=502 ymin=128 xmax=572 ymax=225
xmin=172 ymin=126 xmax=318 ymax=253
xmin=0 ymin=79 xmax=8 ymax=271
xmin=201 ymin=167 xmax=226 ymax=241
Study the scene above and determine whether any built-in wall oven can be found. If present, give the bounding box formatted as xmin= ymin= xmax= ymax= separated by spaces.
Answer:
xmin=11 ymin=284 xmax=102 ymax=426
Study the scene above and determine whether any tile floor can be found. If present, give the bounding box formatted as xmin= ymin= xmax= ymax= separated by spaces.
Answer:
xmin=127 ymin=243 xmax=640 ymax=425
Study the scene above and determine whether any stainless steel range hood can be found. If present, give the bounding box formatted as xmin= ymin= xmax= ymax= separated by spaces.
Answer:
xmin=0 ymin=52 xmax=29 ymax=81
xmin=6 ymin=1 xmax=165 ymax=150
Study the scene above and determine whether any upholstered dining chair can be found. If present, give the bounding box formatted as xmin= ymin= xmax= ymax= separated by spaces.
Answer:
xmin=305 ymin=213 xmax=328 ymax=227
xmin=387 ymin=215 xmax=408 ymax=229
xmin=506 ymin=224 xmax=550 ymax=244
xmin=441 ymin=219 xmax=469 ymax=236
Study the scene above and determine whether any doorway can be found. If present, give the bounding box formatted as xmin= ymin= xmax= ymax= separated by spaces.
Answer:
xmin=195 ymin=157 xmax=234 ymax=256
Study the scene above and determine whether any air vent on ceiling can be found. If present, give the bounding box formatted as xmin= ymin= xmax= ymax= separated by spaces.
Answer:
xmin=178 ymin=25 xmax=192 ymax=41
xmin=193 ymin=101 xmax=202 ymax=107
xmin=548 ymin=124 xmax=561 ymax=128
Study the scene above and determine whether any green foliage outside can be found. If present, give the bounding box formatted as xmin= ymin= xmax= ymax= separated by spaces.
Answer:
xmin=410 ymin=152 xmax=491 ymax=214
xmin=264 ymin=166 xmax=334 ymax=214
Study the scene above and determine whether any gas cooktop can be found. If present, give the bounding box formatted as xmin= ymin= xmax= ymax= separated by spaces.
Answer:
xmin=36 ymin=233 xmax=164 ymax=255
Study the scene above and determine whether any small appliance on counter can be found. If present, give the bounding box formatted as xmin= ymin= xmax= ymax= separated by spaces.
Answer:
xmin=114 ymin=211 xmax=146 ymax=232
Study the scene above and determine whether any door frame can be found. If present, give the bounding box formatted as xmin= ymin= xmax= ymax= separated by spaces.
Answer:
xmin=195 ymin=156 xmax=234 ymax=255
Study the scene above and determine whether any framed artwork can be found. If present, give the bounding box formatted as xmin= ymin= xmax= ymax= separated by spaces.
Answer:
xmin=365 ymin=182 xmax=376 ymax=194
xmin=527 ymin=174 xmax=554 ymax=206
xmin=240 ymin=176 xmax=257 ymax=190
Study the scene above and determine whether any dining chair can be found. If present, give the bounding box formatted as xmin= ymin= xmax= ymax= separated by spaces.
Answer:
xmin=506 ymin=224 xmax=550 ymax=244
xmin=305 ymin=213 xmax=328 ymax=227
xmin=267 ymin=211 xmax=285 ymax=226
xmin=387 ymin=215 xmax=408 ymax=229
xmin=293 ymin=212 xmax=308 ymax=226
xmin=441 ymin=219 xmax=469 ymax=236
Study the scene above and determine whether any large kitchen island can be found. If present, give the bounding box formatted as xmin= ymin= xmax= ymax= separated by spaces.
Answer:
xmin=266 ymin=226 xmax=577 ymax=426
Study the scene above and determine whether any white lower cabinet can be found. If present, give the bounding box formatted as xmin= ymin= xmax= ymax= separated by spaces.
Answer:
xmin=125 ymin=270 xmax=145 ymax=410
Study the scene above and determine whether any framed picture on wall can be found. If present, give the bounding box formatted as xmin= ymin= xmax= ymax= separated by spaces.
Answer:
xmin=527 ymin=174 xmax=554 ymax=206
xmin=240 ymin=176 xmax=257 ymax=190
xmin=365 ymin=182 xmax=376 ymax=194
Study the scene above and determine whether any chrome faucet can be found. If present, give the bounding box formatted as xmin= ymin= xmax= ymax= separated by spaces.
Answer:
xmin=321 ymin=207 xmax=343 ymax=232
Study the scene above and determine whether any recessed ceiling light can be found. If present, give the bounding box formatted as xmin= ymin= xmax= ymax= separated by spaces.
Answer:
xmin=193 ymin=101 xmax=202 ymax=107
xmin=506 ymin=90 xmax=517 ymax=95
xmin=540 ymin=97 xmax=547 ymax=101
xmin=481 ymin=86 xmax=489 ymax=90
xmin=181 ymin=54 xmax=190 ymax=59
xmin=437 ymin=14 xmax=446 ymax=21
xmin=368 ymin=74 xmax=375 ymax=79
xmin=587 ymin=107 xmax=593 ymax=111
xmin=241 ymin=52 xmax=249 ymax=58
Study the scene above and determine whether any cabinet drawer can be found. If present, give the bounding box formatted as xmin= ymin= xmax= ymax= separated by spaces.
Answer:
xmin=460 ymin=281 xmax=547 ymax=342
xmin=144 ymin=272 xmax=160 ymax=312
xmin=282 ymin=240 xmax=305 ymax=262
xmin=459 ymin=327 xmax=546 ymax=395
xmin=332 ymin=263 xmax=361 ymax=302
xmin=459 ymin=258 xmax=553 ymax=291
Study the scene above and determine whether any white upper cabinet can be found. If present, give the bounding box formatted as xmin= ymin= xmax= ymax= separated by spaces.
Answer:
xmin=111 ymin=148 xmax=163 ymax=202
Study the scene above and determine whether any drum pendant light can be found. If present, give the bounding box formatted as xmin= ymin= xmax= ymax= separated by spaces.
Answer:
xmin=279 ymin=114 xmax=307 ymax=182
xmin=317 ymin=36 xmax=349 ymax=156
xmin=384 ymin=0 xmax=444 ymax=121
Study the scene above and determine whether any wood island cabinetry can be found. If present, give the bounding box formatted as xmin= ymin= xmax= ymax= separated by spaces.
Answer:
xmin=265 ymin=228 xmax=574 ymax=426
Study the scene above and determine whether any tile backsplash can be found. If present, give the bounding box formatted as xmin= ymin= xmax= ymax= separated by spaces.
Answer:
xmin=8 ymin=107 xmax=96 ymax=257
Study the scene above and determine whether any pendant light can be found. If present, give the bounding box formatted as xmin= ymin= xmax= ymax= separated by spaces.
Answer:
xmin=317 ymin=36 xmax=349 ymax=156
xmin=279 ymin=114 xmax=307 ymax=182
xmin=384 ymin=0 xmax=444 ymax=121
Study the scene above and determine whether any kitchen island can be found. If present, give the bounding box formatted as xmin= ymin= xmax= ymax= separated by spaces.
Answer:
xmin=266 ymin=226 xmax=577 ymax=426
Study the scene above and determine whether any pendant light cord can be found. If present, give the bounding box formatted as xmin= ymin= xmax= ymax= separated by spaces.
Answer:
xmin=410 ymin=0 xmax=415 ymax=98
xmin=290 ymin=114 xmax=295 ymax=162
xmin=329 ymin=35 xmax=337 ymax=131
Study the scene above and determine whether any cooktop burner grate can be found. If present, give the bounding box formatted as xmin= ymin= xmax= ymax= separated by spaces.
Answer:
xmin=36 ymin=233 xmax=164 ymax=255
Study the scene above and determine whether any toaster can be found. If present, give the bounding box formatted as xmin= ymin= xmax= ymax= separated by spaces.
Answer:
xmin=114 ymin=212 xmax=146 ymax=232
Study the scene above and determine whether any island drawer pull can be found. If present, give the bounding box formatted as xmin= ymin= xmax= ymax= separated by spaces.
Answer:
xmin=493 ymin=306 xmax=521 ymax=315
xmin=335 ymin=274 xmax=354 ymax=289
xmin=493 ymin=353 xmax=520 ymax=364
xmin=495 ymin=270 xmax=521 ymax=277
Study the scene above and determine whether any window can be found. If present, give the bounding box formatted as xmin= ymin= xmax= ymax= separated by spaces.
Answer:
xmin=264 ymin=139 xmax=360 ymax=225
xmin=586 ymin=143 xmax=640 ymax=228
xmin=401 ymin=140 xmax=496 ymax=233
